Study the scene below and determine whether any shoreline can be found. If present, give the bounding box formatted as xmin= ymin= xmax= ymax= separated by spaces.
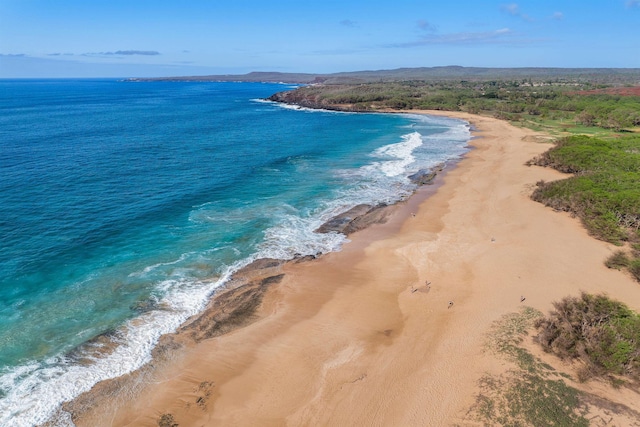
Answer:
xmin=58 ymin=111 xmax=462 ymax=424
xmin=61 ymin=131 xmax=460 ymax=425
xmin=66 ymin=110 xmax=640 ymax=426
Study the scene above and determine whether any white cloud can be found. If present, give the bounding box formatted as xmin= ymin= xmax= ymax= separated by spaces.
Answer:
xmin=501 ymin=3 xmax=534 ymax=22
xmin=502 ymin=3 xmax=520 ymax=16
xmin=82 ymin=50 xmax=161 ymax=57
xmin=388 ymin=28 xmax=517 ymax=47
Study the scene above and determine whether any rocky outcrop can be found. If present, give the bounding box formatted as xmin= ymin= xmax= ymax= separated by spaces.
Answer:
xmin=315 ymin=164 xmax=447 ymax=235
xmin=267 ymin=91 xmax=366 ymax=112
xmin=408 ymin=164 xmax=445 ymax=185
xmin=315 ymin=204 xmax=393 ymax=235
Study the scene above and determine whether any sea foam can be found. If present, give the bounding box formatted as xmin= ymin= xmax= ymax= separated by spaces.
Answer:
xmin=370 ymin=131 xmax=424 ymax=177
xmin=0 ymin=274 xmax=227 ymax=427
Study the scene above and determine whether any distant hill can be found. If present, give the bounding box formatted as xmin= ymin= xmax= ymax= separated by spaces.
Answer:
xmin=127 ymin=66 xmax=640 ymax=85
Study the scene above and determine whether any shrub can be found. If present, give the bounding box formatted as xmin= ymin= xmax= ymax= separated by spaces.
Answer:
xmin=531 ymin=135 xmax=640 ymax=245
xmin=535 ymin=293 xmax=640 ymax=381
xmin=605 ymin=251 xmax=630 ymax=270
xmin=630 ymin=260 xmax=640 ymax=282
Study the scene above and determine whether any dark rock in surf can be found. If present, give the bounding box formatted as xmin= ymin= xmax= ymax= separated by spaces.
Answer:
xmin=408 ymin=170 xmax=437 ymax=185
xmin=315 ymin=204 xmax=373 ymax=234
xmin=408 ymin=163 xmax=445 ymax=185
xmin=316 ymin=203 xmax=393 ymax=235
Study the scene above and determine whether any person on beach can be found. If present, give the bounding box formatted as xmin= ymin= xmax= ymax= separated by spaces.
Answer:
xmin=448 ymin=301 xmax=454 ymax=308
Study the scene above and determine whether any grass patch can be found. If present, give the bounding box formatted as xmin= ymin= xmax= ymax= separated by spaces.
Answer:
xmin=483 ymin=306 xmax=543 ymax=370
xmin=466 ymin=307 xmax=591 ymax=426
xmin=473 ymin=371 xmax=588 ymax=427
xmin=519 ymin=117 xmax=616 ymax=139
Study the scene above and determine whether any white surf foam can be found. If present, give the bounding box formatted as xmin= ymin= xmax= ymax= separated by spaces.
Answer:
xmin=0 ymin=272 xmax=231 ymax=427
xmin=255 ymin=130 xmax=431 ymax=261
xmin=369 ymin=131 xmax=423 ymax=177
xmin=253 ymin=98 xmax=356 ymax=115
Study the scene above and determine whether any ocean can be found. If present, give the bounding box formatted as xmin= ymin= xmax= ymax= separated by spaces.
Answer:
xmin=0 ymin=79 xmax=470 ymax=425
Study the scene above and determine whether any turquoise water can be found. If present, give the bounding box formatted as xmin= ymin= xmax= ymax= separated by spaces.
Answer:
xmin=0 ymin=79 xmax=470 ymax=425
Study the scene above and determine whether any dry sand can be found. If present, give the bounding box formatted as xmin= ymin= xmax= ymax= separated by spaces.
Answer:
xmin=71 ymin=112 xmax=640 ymax=426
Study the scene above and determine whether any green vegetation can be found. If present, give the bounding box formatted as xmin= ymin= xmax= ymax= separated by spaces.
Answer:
xmin=483 ymin=306 xmax=543 ymax=370
xmin=271 ymin=80 xmax=640 ymax=136
xmin=467 ymin=307 xmax=591 ymax=426
xmin=632 ymin=259 xmax=640 ymax=282
xmin=606 ymin=250 xmax=632 ymax=270
xmin=529 ymin=135 xmax=640 ymax=243
xmin=528 ymin=134 xmax=640 ymax=279
xmin=465 ymin=303 xmax=640 ymax=425
xmin=473 ymin=372 xmax=588 ymax=427
xmin=535 ymin=293 xmax=640 ymax=382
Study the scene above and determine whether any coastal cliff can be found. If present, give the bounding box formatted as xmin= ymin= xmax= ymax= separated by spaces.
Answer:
xmin=267 ymin=89 xmax=363 ymax=112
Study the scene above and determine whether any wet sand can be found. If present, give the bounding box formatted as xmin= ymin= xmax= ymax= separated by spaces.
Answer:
xmin=68 ymin=111 xmax=640 ymax=426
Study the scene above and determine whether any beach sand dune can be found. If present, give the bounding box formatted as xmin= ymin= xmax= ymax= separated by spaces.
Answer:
xmin=70 ymin=112 xmax=640 ymax=426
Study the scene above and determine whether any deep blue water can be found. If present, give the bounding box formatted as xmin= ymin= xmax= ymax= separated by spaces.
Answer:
xmin=0 ymin=79 xmax=470 ymax=425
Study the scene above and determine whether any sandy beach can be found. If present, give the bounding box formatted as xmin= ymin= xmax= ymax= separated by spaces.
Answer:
xmin=68 ymin=111 xmax=640 ymax=426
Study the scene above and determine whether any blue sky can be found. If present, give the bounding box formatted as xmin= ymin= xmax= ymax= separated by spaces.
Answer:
xmin=1 ymin=0 xmax=639 ymax=78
